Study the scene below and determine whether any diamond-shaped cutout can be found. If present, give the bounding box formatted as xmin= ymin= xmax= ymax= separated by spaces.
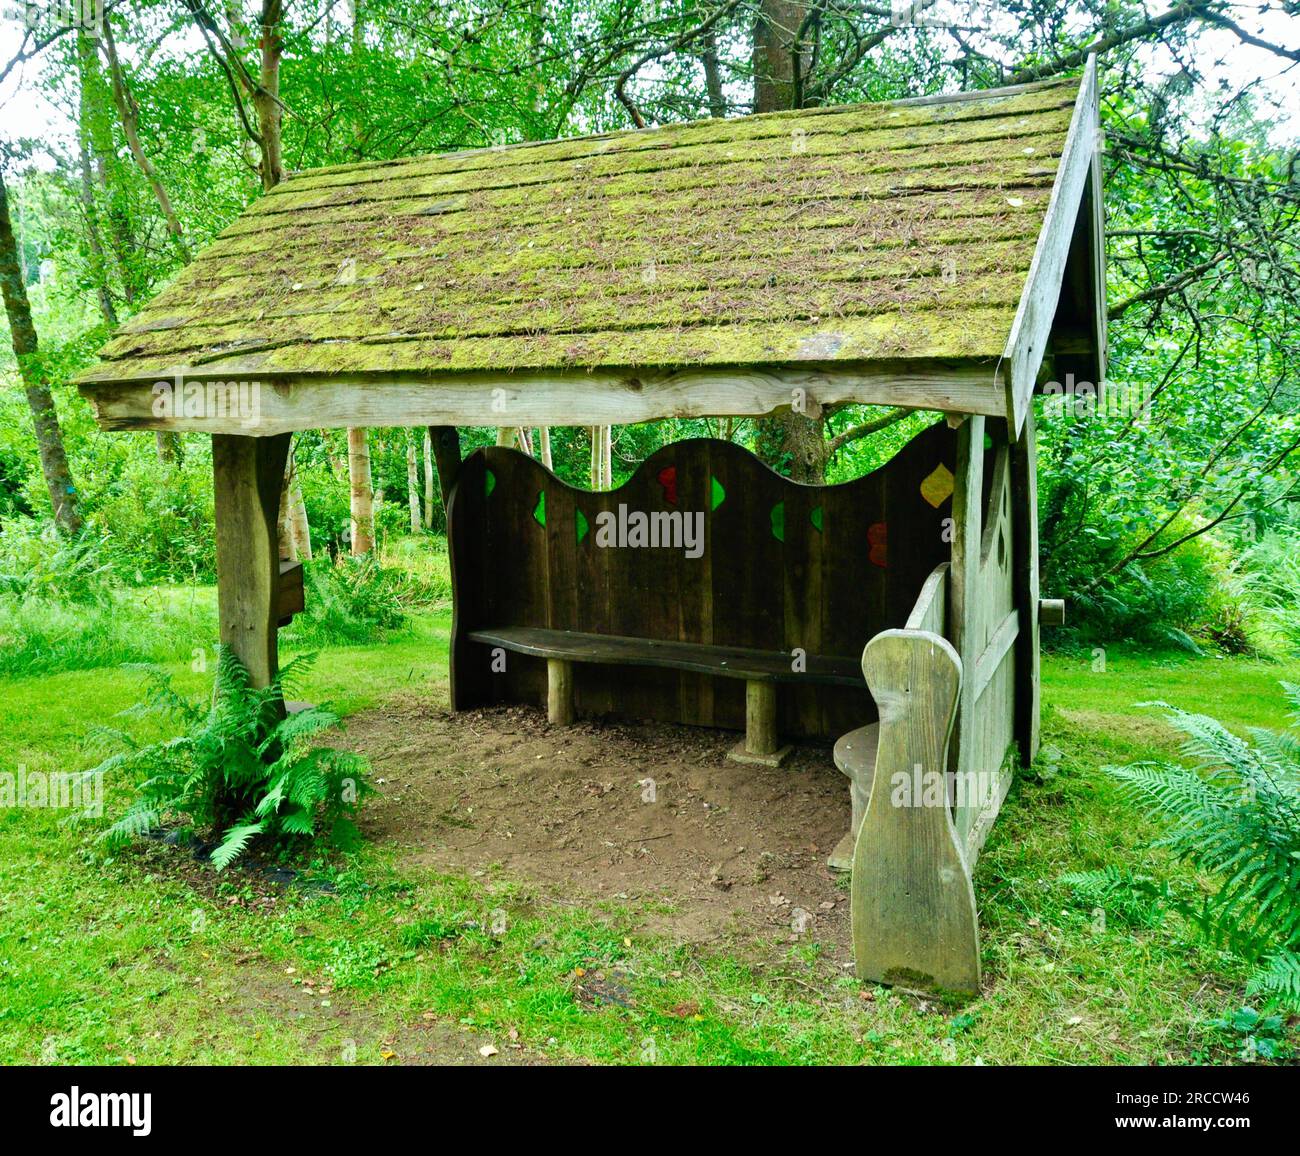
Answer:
xmin=920 ymin=463 xmax=954 ymax=508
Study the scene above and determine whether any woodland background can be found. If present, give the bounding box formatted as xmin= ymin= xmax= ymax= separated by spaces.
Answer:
xmin=0 ymin=0 xmax=1298 ymax=665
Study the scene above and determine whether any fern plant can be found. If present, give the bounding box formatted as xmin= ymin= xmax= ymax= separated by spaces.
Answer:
xmin=1100 ymin=683 xmax=1300 ymax=1010
xmin=91 ymin=650 xmax=370 ymax=870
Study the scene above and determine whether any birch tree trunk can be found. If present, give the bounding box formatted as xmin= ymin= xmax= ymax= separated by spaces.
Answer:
xmin=348 ymin=427 xmax=375 ymax=554
xmin=287 ymin=448 xmax=312 ymax=559
xmin=407 ymin=429 xmax=421 ymax=533
xmin=0 ymin=172 xmax=83 ymax=536
xmin=422 ymin=429 xmax=435 ymax=528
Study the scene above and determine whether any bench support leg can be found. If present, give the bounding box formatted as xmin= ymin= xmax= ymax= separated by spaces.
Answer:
xmin=547 ymin=658 xmax=574 ymax=726
xmin=727 ymin=680 xmax=792 ymax=767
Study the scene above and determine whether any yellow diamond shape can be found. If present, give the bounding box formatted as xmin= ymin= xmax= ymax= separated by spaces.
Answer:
xmin=920 ymin=463 xmax=954 ymax=508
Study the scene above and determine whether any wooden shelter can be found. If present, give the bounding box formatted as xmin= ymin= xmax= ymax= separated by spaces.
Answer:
xmin=76 ymin=61 xmax=1105 ymax=996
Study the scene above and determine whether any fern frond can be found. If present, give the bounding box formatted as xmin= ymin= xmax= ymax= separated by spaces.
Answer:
xmin=210 ymin=822 xmax=263 ymax=871
xmin=1246 ymin=952 xmax=1300 ymax=1012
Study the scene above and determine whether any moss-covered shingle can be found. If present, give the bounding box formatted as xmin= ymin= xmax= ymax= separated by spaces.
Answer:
xmin=78 ymin=77 xmax=1081 ymax=387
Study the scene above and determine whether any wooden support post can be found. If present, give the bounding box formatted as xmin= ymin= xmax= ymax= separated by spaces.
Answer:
xmin=428 ymin=425 xmax=461 ymax=513
xmin=1011 ymin=410 xmax=1042 ymax=765
xmin=852 ymin=629 xmax=979 ymax=996
xmin=728 ymin=680 xmax=791 ymax=766
xmin=747 ymin=680 xmax=778 ymax=754
xmin=213 ymin=433 xmax=291 ymax=693
xmin=948 ymin=414 xmax=985 ymax=783
xmin=547 ymin=658 xmax=574 ymax=726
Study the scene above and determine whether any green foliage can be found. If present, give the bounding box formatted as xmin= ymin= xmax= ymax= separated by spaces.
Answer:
xmin=1059 ymin=866 xmax=1170 ymax=930
xmin=1230 ymin=528 xmax=1300 ymax=657
xmin=83 ymin=451 xmax=216 ymax=583
xmin=397 ymin=915 xmax=466 ymax=949
xmin=0 ymin=587 xmax=213 ymax=677
xmin=0 ymin=518 xmax=113 ymax=603
xmin=1205 ymin=1006 xmax=1291 ymax=1063
xmin=1101 ymin=686 xmax=1300 ymax=1008
xmin=283 ymin=555 xmax=409 ymax=646
xmin=93 ymin=651 xmax=370 ymax=869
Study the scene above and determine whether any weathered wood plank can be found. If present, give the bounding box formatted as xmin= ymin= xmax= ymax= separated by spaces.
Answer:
xmin=107 ymin=239 xmax=1038 ymax=351
xmin=269 ymin=86 xmax=1076 ymax=198
xmin=212 ymin=433 xmax=290 ymax=693
xmin=1003 ymin=55 xmax=1100 ymax=435
xmin=81 ymin=361 xmax=1007 ymax=436
xmin=1011 ymin=409 xmax=1042 ymax=764
xmin=852 ymin=629 xmax=979 ymax=995
xmin=467 ymin=626 xmax=866 ymax=686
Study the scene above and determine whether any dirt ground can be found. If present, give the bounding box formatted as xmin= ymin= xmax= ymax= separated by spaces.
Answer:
xmin=347 ymin=697 xmax=856 ymax=956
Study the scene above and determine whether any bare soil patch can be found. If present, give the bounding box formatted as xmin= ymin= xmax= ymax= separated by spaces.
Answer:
xmin=346 ymin=698 xmax=855 ymax=954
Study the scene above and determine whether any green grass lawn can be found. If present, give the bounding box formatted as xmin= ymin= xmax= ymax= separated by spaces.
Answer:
xmin=1 ymin=607 xmax=1296 ymax=1065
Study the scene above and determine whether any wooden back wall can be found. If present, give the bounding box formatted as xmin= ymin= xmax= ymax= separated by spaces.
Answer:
xmin=447 ymin=420 xmax=958 ymax=740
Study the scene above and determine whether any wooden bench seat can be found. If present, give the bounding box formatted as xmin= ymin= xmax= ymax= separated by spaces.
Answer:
xmin=829 ymin=723 xmax=879 ymax=871
xmin=468 ymin=626 xmax=865 ymax=763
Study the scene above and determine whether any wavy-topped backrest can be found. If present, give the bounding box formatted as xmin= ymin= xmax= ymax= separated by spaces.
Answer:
xmin=448 ymin=420 xmax=958 ymax=739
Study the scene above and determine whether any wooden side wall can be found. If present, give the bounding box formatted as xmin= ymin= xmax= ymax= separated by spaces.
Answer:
xmin=949 ymin=417 xmax=1020 ymax=862
xmin=447 ymin=422 xmax=960 ymax=740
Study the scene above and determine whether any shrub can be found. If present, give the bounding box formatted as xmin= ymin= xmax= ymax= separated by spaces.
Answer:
xmin=1089 ymin=687 xmax=1300 ymax=1010
xmin=0 ymin=518 xmax=113 ymax=603
xmin=283 ymin=555 xmax=408 ymax=646
xmin=84 ymin=454 xmax=216 ymax=583
xmin=1231 ymin=529 xmax=1300 ymax=657
xmin=93 ymin=652 xmax=370 ymax=869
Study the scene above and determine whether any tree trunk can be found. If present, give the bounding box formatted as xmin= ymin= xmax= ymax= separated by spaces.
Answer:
xmin=407 ymin=429 xmax=421 ymax=533
xmin=539 ymin=426 xmax=553 ymax=470
xmin=702 ymin=32 xmax=727 ymax=117
xmin=422 ymin=428 xmax=435 ymax=528
xmin=75 ymin=31 xmax=117 ymax=327
xmin=101 ymin=17 xmax=192 ymax=262
xmin=752 ymin=0 xmax=825 ymax=480
xmin=254 ymin=0 xmax=285 ymax=191
xmin=347 ymin=427 xmax=374 ymax=554
xmin=752 ymin=0 xmax=807 ymax=113
xmin=0 ymin=172 xmax=83 ymax=536
xmin=286 ymin=447 xmax=312 ymax=559
xmin=277 ymin=464 xmax=297 ymax=563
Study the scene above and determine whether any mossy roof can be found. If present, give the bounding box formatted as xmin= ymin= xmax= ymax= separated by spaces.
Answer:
xmin=78 ymin=75 xmax=1085 ymax=388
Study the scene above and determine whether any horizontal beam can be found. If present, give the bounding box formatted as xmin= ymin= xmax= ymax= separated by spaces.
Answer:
xmin=78 ymin=361 xmax=1006 ymax=436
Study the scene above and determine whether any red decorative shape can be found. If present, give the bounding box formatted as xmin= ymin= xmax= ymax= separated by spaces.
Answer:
xmin=867 ymin=521 xmax=888 ymax=568
xmin=657 ymin=465 xmax=678 ymax=505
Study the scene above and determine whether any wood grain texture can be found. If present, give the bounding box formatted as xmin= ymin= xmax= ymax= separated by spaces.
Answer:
xmin=212 ymin=433 xmax=290 ymax=693
xmin=949 ymin=419 xmax=1019 ymax=858
xmin=452 ymin=423 xmax=957 ymax=740
xmin=1011 ymin=410 xmax=1042 ymax=764
xmin=1003 ymin=55 xmax=1101 ymax=435
xmin=79 ymin=362 xmax=1009 ymax=435
xmin=851 ymin=629 xmax=979 ymax=995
